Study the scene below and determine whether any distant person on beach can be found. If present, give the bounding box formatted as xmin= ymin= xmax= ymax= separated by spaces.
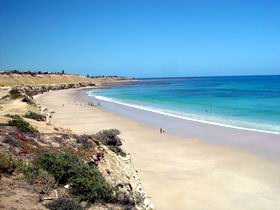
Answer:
xmin=162 ymin=128 xmax=165 ymax=133
xmin=160 ymin=128 xmax=162 ymax=134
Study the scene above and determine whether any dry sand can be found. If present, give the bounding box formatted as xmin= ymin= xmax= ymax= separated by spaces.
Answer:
xmin=36 ymin=89 xmax=280 ymax=210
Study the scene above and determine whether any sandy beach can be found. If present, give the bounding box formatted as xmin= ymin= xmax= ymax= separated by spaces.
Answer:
xmin=36 ymin=89 xmax=280 ymax=210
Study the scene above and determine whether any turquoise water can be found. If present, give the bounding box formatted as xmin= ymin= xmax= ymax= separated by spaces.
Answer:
xmin=87 ymin=76 xmax=280 ymax=134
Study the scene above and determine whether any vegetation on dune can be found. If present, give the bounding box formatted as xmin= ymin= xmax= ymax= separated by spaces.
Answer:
xmin=69 ymin=164 xmax=113 ymax=203
xmin=94 ymin=129 xmax=126 ymax=157
xmin=0 ymin=152 xmax=16 ymax=175
xmin=94 ymin=129 xmax=122 ymax=146
xmin=25 ymin=168 xmax=57 ymax=194
xmin=0 ymin=150 xmax=114 ymax=203
xmin=75 ymin=134 xmax=94 ymax=149
xmin=3 ymin=135 xmax=20 ymax=147
xmin=46 ymin=197 xmax=84 ymax=210
xmin=32 ymin=151 xmax=113 ymax=203
xmin=8 ymin=115 xmax=38 ymax=134
xmin=32 ymin=152 xmax=83 ymax=185
xmin=24 ymin=111 xmax=46 ymax=121
xmin=0 ymin=112 xmax=135 ymax=207
xmin=107 ymin=145 xmax=127 ymax=157
xmin=9 ymin=88 xmax=22 ymax=99
xmin=0 ymin=152 xmax=27 ymax=176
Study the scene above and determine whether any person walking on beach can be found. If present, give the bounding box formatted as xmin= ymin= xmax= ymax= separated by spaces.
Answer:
xmin=160 ymin=128 xmax=162 ymax=134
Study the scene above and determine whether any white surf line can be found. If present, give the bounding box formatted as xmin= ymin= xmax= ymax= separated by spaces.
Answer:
xmin=91 ymin=94 xmax=280 ymax=135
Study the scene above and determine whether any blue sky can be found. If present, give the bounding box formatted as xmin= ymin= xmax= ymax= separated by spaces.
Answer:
xmin=0 ymin=0 xmax=280 ymax=77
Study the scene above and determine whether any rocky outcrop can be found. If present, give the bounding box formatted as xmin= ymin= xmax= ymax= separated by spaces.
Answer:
xmin=12 ymin=82 xmax=96 ymax=97
xmin=8 ymin=82 xmax=96 ymax=105
xmin=96 ymin=146 xmax=154 ymax=209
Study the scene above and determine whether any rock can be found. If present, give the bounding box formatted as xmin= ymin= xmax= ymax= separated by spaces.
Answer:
xmin=117 ymin=192 xmax=132 ymax=205
xmin=21 ymin=94 xmax=35 ymax=105
xmin=144 ymin=198 xmax=150 ymax=206
xmin=144 ymin=198 xmax=155 ymax=210
xmin=80 ymin=201 xmax=87 ymax=208
xmin=146 ymin=203 xmax=155 ymax=210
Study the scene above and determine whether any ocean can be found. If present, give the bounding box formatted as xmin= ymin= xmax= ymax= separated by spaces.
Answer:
xmin=87 ymin=75 xmax=280 ymax=134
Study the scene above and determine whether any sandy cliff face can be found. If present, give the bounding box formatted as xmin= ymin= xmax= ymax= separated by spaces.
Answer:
xmin=97 ymin=146 xmax=152 ymax=209
xmin=12 ymin=81 xmax=96 ymax=96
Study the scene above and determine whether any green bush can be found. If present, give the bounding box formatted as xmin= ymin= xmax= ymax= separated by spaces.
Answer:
xmin=69 ymin=164 xmax=113 ymax=203
xmin=8 ymin=115 xmax=38 ymax=134
xmin=46 ymin=197 xmax=84 ymax=210
xmin=24 ymin=111 xmax=46 ymax=121
xmin=94 ymin=129 xmax=122 ymax=146
xmin=9 ymin=89 xmax=22 ymax=99
xmin=32 ymin=151 xmax=113 ymax=203
xmin=32 ymin=152 xmax=82 ymax=184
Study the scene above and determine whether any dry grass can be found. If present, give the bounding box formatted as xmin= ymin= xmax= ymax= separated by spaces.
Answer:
xmin=0 ymin=74 xmax=95 ymax=87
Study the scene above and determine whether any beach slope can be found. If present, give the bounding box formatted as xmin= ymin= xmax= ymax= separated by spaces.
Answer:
xmin=36 ymin=89 xmax=280 ymax=210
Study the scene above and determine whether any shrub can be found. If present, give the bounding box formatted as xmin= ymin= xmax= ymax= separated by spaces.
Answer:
xmin=94 ymin=129 xmax=127 ymax=157
xmin=32 ymin=151 xmax=113 ymax=203
xmin=75 ymin=135 xmax=93 ymax=149
xmin=32 ymin=152 xmax=82 ymax=184
xmin=0 ymin=152 xmax=27 ymax=175
xmin=46 ymin=197 xmax=83 ymax=210
xmin=3 ymin=135 xmax=20 ymax=147
xmin=5 ymin=113 xmax=18 ymax=119
xmin=107 ymin=145 xmax=126 ymax=157
xmin=24 ymin=111 xmax=46 ymax=121
xmin=125 ymin=206 xmax=134 ymax=210
xmin=30 ymin=169 xmax=56 ymax=194
xmin=69 ymin=164 xmax=113 ymax=203
xmin=9 ymin=89 xmax=22 ymax=99
xmin=24 ymin=165 xmax=36 ymax=181
xmin=8 ymin=115 xmax=38 ymax=134
xmin=0 ymin=152 xmax=16 ymax=175
xmin=13 ymin=157 xmax=28 ymax=174
xmin=94 ymin=129 xmax=122 ymax=146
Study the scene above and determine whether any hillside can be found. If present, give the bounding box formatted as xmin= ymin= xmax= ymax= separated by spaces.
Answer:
xmin=0 ymin=73 xmax=125 ymax=87
xmin=0 ymin=76 xmax=151 ymax=210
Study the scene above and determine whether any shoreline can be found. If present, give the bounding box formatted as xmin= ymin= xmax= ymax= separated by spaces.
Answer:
xmin=82 ymin=89 xmax=280 ymax=160
xmin=93 ymin=95 xmax=280 ymax=135
xmin=36 ymin=88 xmax=280 ymax=210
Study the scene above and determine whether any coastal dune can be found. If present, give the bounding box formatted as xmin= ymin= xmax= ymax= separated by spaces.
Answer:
xmin=36 ymin=89 xmax=280 ymax=210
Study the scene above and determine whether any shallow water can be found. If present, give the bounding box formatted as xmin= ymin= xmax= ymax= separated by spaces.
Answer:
xmin=87 ymin=75 xmax=280 ymax=134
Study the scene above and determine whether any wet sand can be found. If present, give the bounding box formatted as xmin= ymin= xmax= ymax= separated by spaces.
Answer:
xmin=36 ymin=89 xmax=280 ymax=210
